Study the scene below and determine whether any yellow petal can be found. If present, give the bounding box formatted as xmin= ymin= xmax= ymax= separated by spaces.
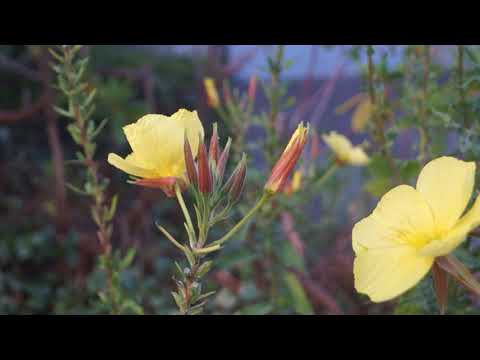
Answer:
xmin=335 ymin=93 xmax=365 ymax=115
xmin=107 ymin=153 xmax=158 ymax=178
xmin=354 ymin=245 xmax=434 ymax=302
xmin=416 ymin=156 xmax=475 ymax=233
xmin=122 ymin=109 xmax=204 ymax=178
xmin=419 ymin=194 xmax=480 ymax=257
xmin=353 ymin=185 xmax=436 ymax=251
xmin=322 ymin=131 xmax=369 ymax=166
xmin=170 ymin=109 xmax=205 ymax=156
xmin=348 ymin=147 xmax=370 ymax=166
xmin=291 ymin=170 xmax=303 ymax=192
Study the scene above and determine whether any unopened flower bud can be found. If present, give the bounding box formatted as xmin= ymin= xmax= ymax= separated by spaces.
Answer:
xmin=247 ymin=74 xmax=257 ymax=102
xmin=216 ymin=137 xmax=232 ymax=183
xmin=265 ymin=122 xmax=309 ymax=194
xmin=184 ymin=135 xmax=198 ymax=186
xmin=227 ymin=153 xmax=247 ymax=203
xmin=198 ymin=141 xmax=212 ymax=194
xmin=204 ymin=77 xmax=220 ymax=108
xmin=209 ymin=123 xmax=220 ymax=163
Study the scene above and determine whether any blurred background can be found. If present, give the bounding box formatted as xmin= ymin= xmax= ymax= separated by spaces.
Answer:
xmin=0 ymin=45 xmax=466 ymax=314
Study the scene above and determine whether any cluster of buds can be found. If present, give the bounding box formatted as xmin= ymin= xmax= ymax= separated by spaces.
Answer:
xmin=184 ymin=123 xmax=247 ymax=227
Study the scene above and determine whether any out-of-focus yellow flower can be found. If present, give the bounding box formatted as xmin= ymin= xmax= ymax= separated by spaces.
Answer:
xmin=203 ymin=77 xmax=220 ymax=108
xmin=351 ymin=98 xmax=373 ymax=133
xmin=322 ymin=131 xmax=369 ymax=166
xmin=283 ymin=169 xmax=303 ymax=196
xmin=353 ymin=156 xmax=480 ymax=302
xmin=265 ymin=123 xmax=309 ymax=194
xmin=335 ymin=93 xmax=374 ymax=133
xmin=291 ymin=170 xmax=303 ymax=192
xmin=107 ymin=109 xmax=204 ymax=196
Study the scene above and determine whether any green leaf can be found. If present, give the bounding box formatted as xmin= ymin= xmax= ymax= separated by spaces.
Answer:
xmin=399 ymin=160 xmax=421 ymax=182
xmin=196 ymin=261 xmax=213 ymax=279
xmin=120 ymin=248 xmax=136 ymax=269
xmin=364 ymin=177 xmax=393 ymax=198
xmin=235 ymin=303 xmax=273 ymax=315
xmin=171 ymin=291 xmax=185 ymax=312
xmin=367 ymin=154 xmax=393 ymax=178
xmin=283 ymin=272 xmax=314 ymax=315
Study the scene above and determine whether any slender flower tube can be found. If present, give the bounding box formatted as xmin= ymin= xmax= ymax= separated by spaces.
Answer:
xmin=265 ymin=122 xmax=310 ymax=194
xmin=353 ymin=156 xmax=480 ymax=302
xmin=107 ymin=109 xmax=204 ymax=197
xmin=322 ymin=131 xmax=369 ymax=166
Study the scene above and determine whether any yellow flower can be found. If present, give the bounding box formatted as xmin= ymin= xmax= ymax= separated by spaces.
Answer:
xmin=353 ymin=156 xmax=480 ymax=302
xmin=107 ymin=108 xmax=204 ymax=181
xmin=351 ymin=98 xmax=373 ymax=133
xmin=291 ymin=170 xmax=303 ymax=193
xmin=335 ymin=93 xmax=373 ymax=133
xmin=203 ymin=77 xmax=220 ymax=108
xmin=322 ymin=131 xmax=369 ymax=166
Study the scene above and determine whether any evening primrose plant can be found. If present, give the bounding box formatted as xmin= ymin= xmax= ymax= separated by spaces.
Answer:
xmin=108 ymin=108 xmax=309 ymax=314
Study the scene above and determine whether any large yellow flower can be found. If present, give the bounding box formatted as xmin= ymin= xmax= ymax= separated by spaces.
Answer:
xmin=108 ymin=108 xmax=204 ymax=181
xmin=353 ymin=156 xmax=480 ymax=302
xmin=322 ymin=131 xmax=369 ymax=166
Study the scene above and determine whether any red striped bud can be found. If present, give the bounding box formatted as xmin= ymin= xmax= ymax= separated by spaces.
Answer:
xmin=184 ymin=135 xmax=198 ymax=186
xmin=197 ymin=141 xmax=212 ymax=194
xmin=209 ymin=123 xmax=220 ymax=163
xmin=216 ymin=137 xmax=232 ymax=183
xmin=247 ymin=74 xmax=257 ymax=102
xmin=133 ymin=177 xmax=186 ymax=198
xmin=265 ymin=123 xmax=309 ymax=194
xmin=227 ymin=153 xmax=247 ymax=203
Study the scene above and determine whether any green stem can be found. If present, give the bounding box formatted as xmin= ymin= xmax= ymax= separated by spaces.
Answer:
xmin=418 ymin=45 xmax=431 ymax=164
xmin=214 ymin=192 xmax=272 ymax=246
xmin=458 ymin=45 xmax=468 ymax=128
xmin=314 ymin=161 xmax=338 ymax=189
xmin=175 ymin=184 xmax=196 ymax=245
xmin=366 ymin=45 xmax=376 ymax=106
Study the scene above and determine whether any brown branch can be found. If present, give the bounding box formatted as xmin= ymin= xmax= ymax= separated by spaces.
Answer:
xmin=0 ymin=91 xmax=49 ymax=123
xmin=281 ymin=211 xmax=305 ymax=258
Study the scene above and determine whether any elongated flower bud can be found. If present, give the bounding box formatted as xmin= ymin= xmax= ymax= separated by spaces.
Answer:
xmin=204 ymin=78 xmax=220 ymax=108
xmin=209 ymin=123 xmax=220 ymax=163
xmin=247 ymin=74 xmax=257 ymax=102
xmin=216 ymin=137 xmax=232 ymax=183
xmin=228 ymin=153 xmax=247 ymax=203
xmin=265 ymin=123 xmax=309 ymax=194
xmin=198 ymin=141 xmax=212 ymax=194
xmin=184 ymin=135 xmax=198 ymax=186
